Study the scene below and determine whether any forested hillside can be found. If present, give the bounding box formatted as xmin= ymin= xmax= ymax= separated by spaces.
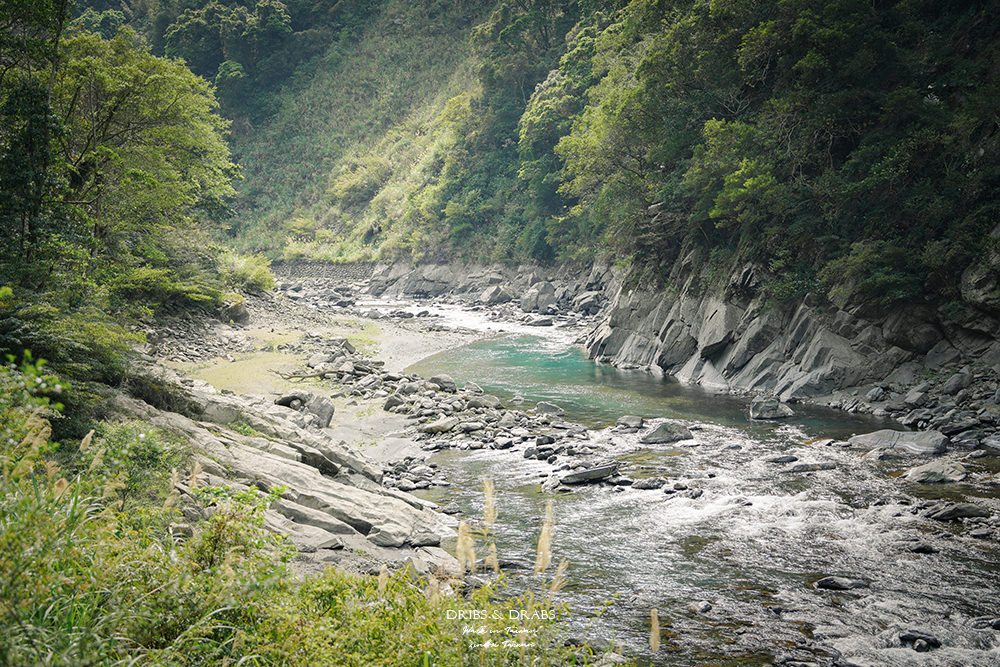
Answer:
xmin=65 ymin=0 xmax=1000 ymax=314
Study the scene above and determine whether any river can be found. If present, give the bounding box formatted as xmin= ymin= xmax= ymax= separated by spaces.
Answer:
xmin=405 ymin=328 xmax=1000 ymax=666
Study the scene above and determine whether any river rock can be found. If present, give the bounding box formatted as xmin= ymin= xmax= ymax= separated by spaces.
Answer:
xmin=525 ymin=316 xmax=554 ymax=327
xmin=784 ymin=462 xmax=837 ymax=473
xmin=849 ymin=429 xmax=948 ymax=455
xmin=561 ymin=464 xmax=619 ymax=484
xmin=814 ymin=576 xmax=868 ymax=590
xmin=467 ymin=394 xmax=502 ymax=409
xmin=767 ymin=455 xmax=799 ymax=463
xmin=899 ymin=630 xmax=941 ymax=650
xmin=479 ymin=285 xmax=513 ymax=305
xmin=304 ymin=394 xmax=335 ymax=428
xmin=420 ymin=416 xmax=460 ymax=433
xmin=904 ymin=460 xmax=967 ymax=483
xmin=384 ymin=394 xmax=405 ymax=410
xmin=641 ymin=422 xmax=693 ymax=444
xmin=748 ymin=396 xmax=794 ymax=419
xmin=535 ymin=401 xmax=565 ymax=416
xmin=429 ymin=374 xmax=457 ymax=392
xmin=616 ymin=415 xmax=644 ymax=431
xmin=275 ymin=390 xmax=312 ymax=409
xmin=631 ymin=476 xmax=666 ymax=490
xmin=924 ymin=502 xmax=991 ymax=521
xmin=940 ymin=372 xmax=972 ymax=395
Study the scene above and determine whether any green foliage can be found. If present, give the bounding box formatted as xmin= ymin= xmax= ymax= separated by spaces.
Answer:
xmin=233 ymin=568 xmax=591 ymax=667
xmin=0 ymin=361 xmax=593 ymax=666
xmin=217 ymin=249 xmax=277 ymax=292
xmin=0 ymin=288 xmax=140 ymax=386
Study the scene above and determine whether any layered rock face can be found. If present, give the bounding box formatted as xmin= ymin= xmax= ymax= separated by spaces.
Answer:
xmin=584 ymin=261 xmax=1000 ymax=401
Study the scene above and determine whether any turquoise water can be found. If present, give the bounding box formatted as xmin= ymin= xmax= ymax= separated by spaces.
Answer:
xmin=408 ymin=334 xmax=895 ymax=437
xmin=407 ymin=333 xmax=1000 ymax=666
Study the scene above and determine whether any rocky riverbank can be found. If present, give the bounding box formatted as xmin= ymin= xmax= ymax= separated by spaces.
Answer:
xmin=264 ymin=259 xmax=1000 ymax=453
xmin=117 ymin=264 xmax=1000 ymax=664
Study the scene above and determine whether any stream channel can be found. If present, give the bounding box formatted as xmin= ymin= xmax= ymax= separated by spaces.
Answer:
xmin=391 ymin=305 xmax=1000 ymax=667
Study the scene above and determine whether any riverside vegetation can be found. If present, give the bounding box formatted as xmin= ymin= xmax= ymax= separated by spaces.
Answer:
xmin=0 ymin=2 xmax=600 ymax=665
xmin=2 ymin=0 xmax=1000 ymax=664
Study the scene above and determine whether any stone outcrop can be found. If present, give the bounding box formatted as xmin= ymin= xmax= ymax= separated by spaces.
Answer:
xmin=583 ymin=257 xmax=1000 ymax=415
xmin=110 ymin=377 xmax=455 ymax=574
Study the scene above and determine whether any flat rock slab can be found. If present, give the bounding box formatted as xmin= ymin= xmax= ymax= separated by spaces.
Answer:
xmin=783 ymin=462 xmax=836 ymax=473
xmin=641 ymin=422 xmax=693 ymax=444
xmin=849 ymin=429 xmax=948 ymax=455
xmin=814 ymin=576 xmax=868 ymax=591
xmin=561 ymin=464 xmax=619 ymax=485
xmin=924 ymin=502 xmax=991 ymax=522
xmin=904 ymin=460 xmax=967 ymax=483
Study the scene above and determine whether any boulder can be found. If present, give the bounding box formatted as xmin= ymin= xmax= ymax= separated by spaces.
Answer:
xmin=814 ymin=576 xmax=867 ymax=591
xmin=631 ymin=476 xmax=666 ymax=490
xmin=220 ymin=300 xmax=250 ymax=324
xmin=640 ymin=422 xmax=693 ymax=444
xmin=275 ymin=390 xmax=312 ymax=410
xmin=304 ymin=394 xmax=335 ymax=429
xmin=479 ymin=285 xmax=513 ymax=305
xmin=940 ymin=372 xmax=972 ymax=396
xmin=849 ymin=429 xmax=948 ymax=455
xmin=616 ymin=415 xmax=644 ymax=431
xmin=419 ymin=416 xmax=460 ymax=434
xmin=561 ymin=464 xmax=619 ymax=485
xmin=748 ymin=396 xmax=794 ymax=419
xmin=904 ymin=460 xmax=967 ymax=483
xmin=429 ymin=374 xmax=457 ymax=392
xmin=535 ymin=401 xmax=565 ymax=416
xmin=924 ymin=502 xmax=991 ymax=521
xmin=572 ymin=291 xmax=602 ymax=315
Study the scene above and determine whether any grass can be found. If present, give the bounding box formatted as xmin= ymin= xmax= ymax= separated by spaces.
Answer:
xmin=229 ymin=0 xmax=486 ymax=259
xmin=0 ymin=358 xmax=612 ymax=666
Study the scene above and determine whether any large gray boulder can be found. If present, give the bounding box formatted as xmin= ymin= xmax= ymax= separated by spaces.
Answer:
xmin=520 ymin=281 xmax=556 ymax=312
xmin=849 ymin=429 xmax=948 ymax=455
xmin=479 ymin=284 xmax=513 ymax=305
xmin=748 ymin=396 xmax=794 ymax=419
xmin=904 ymin=460 xmax=967 ymax=483
xmin=561 ymin=464 xmax=619 ymax=484
xmin=641 ymin=422 xmax=693 ymax=444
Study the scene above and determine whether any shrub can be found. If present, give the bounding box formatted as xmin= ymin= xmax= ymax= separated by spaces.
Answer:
xmin=217 ymin=250 xmax=277 ymax=292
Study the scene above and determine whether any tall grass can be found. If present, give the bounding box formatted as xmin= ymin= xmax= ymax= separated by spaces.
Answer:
xmin=0 ymin=362 xmax=605 ymax=666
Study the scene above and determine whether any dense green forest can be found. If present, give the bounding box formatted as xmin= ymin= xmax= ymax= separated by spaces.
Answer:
xmin=5 ymin=0 xmax=999 ymax=331
xmin=130 ymin=0 xmax=997 ymax=311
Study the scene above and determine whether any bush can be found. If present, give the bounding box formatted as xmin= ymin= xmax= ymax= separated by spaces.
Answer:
xmin=217 ymin=250 xmax=277 ymax=292
xmin=0 ymin=361 xmax=599 ymax=667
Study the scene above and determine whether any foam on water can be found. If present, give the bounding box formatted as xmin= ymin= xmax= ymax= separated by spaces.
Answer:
xmin=402 ymin=321 xmax=1000 ymax=665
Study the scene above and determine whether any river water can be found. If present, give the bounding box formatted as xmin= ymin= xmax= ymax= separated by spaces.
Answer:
xmin=406 ymin=329 xmax=1000 ymax=667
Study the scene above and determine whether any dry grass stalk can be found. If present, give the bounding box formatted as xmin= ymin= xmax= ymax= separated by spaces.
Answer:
xmin=650 ymin=607 xmax=660 ymax=652
xmin=377 ymin=564 xmax=389 ymax=594
xmin=533 ymin=500 xmax=554 ymax=574
xmin=485 ymin=542 xmax=499 ymax=575
xmin=456 ymin=520 xmax=476 ymax=574
xmin=164 ymin=468 xmax=181 ymax=508
xmin=548 ymin=558 xmax=569 ymax=595
xmin=79 ymin=429 xmax=94 ymax=452
xmin=189 ymin=460 xmax=204 ymax=488
xmin=482 ymin=478 xmax=497 ymax=535
xmin=424 ymin=577 xmax=440 ymax=605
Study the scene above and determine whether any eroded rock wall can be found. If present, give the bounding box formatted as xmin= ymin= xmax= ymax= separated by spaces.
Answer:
xmin=584 ymin=260 xmax=1000 ymax=402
